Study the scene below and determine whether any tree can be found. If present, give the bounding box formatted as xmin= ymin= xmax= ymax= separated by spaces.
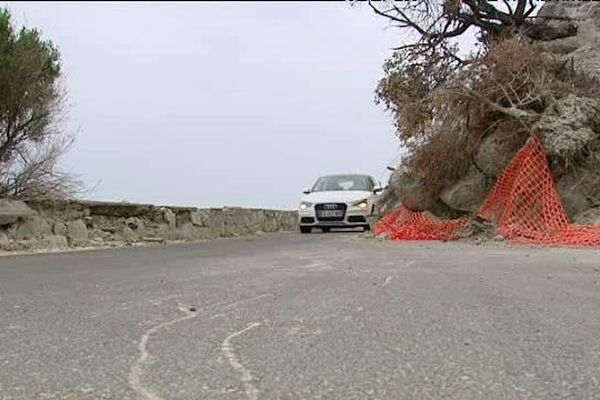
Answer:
xmin=0 ymin=7 xmax=80 ymax=198
xmin=368 ymin=0 xmax=576 ymax=56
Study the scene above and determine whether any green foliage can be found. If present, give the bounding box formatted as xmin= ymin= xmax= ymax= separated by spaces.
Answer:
xmin=0 ymin=8 xmax=77 ymax=198
xmin=0 ymin=7 xmax=61 ymax=160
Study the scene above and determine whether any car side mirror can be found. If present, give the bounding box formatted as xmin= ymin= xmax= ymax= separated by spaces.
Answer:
xmin=302 ymin=188 xmax=311 ymax=194
xmin=373 ymin=186 xmax=384 ymax=194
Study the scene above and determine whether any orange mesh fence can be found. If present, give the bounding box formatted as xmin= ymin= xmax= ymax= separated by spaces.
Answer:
xmin=477 ymin=134 xmax=600 ymax=246
xmin=373 ymin=206 xmax=469 ymax=241
xmin=375 ymin=133 xmax=600 ymax=247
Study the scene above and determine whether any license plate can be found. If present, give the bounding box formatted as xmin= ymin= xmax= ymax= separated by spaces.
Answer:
xmin=319 ymin=210 xmax=343 ymax=217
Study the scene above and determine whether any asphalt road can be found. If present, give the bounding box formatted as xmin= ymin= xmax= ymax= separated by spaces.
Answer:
xmin=2 ymin=232 xmax=600 ymax=400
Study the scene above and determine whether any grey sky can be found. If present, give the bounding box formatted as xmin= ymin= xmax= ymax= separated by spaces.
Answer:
xmin=8 ymin=1 xmax=402 ymax=209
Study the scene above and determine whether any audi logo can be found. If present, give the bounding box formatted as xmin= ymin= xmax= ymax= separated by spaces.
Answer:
xmin=323 ymin=204 xmax=337 ymax=210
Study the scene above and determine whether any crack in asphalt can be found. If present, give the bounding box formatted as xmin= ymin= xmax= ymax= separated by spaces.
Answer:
xmin=128 ymin=294 xmax=272 ymax=400
xmin=221 ymin=322 xmax=262 ymax=400
xmin=128 ymin=303 xmax=197 ymax=400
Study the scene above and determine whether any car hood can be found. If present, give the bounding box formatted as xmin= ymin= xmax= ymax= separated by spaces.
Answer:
xmin=302 ymin=190 xmax=371 ymax=204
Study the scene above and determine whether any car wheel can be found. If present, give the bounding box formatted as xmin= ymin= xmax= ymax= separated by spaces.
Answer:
xmin=363 ymin=225 xmax=370 ymax=232
xmin=321 ymin=227 xmax=331 ymax=233
xmin=300 ymin=226 xmax=312 ymax=234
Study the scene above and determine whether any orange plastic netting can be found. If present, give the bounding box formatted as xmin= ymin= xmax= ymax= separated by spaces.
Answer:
xmin=375 ymin=134 xmax=600 ymax=246
xmin=477 ymin=134 xmax=600 ymax=246
xmin=373 ymin=206 xmax=469 ymax=241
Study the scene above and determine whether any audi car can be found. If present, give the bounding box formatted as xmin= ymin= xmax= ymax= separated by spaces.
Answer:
xmin=298 ymin=174 xmax=383 ymax=233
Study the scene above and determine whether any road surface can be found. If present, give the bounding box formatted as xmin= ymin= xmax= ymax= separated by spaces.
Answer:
xmin=2 ymin=232 xmax=600 ymax=399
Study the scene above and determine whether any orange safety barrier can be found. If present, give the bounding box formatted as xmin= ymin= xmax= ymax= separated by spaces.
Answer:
xmin=375 ymin=133 xmax=600 ymax=247
xmin=478 ymin=134 xmax=600 ymax=246
xmin=373 ymin=206 xmax=469 ymax=241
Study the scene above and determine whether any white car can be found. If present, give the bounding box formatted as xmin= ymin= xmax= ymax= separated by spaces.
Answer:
xmin=298 ymin=174 xmax=383 ymax=233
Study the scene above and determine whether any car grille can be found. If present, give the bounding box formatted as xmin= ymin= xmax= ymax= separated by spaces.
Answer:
xmin=315 ymin=203 xmax=347 ymax=221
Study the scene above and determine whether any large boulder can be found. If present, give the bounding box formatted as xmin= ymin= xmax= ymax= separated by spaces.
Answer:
xmin=380 ymin=167 xmax=462 ymax=218
xmin=190 ymin=210 xmax=208 ymax=227
xmin=0 ymin=199 xmax=37 ymax=226
xmin=440 ymin=167 xmax=490 ymax=213
xmin=162 ymin=208 xmax=176 ymax=228
xmin=475 ymin=128 xmax=526 ymax=177
xmin=393 ymin=170 xmax=436 ymax=212
xmin=539 ymin=95 xmax=600 ymax=160
xmin=535 ymin=1 xmax=600 ymax=79
xmin=16 ymin=217 xmax=52 ymax=240
xmin=66 ymin=220 xmax=89 ymax=245
xmin=557 ymin=166 xmax=600 ymax=219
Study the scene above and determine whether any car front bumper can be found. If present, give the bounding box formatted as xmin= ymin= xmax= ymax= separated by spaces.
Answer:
xmin=298 ymin=204 xmax=372 ymax=228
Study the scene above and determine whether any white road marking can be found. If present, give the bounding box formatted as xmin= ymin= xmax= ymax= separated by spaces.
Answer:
xmin=221 ymin=322 xmax=262 ymax=400
xmin=383 ymin=276 xmax=393 ymax=286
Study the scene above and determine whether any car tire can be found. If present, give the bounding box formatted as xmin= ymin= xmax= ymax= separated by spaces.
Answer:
xmin=300 ymin=226 xmax=312 ymax=234
xmin=363 ymin=225 xmax=371 ymax=232
xmin=321 ymin=227 xmax=331 ymax=233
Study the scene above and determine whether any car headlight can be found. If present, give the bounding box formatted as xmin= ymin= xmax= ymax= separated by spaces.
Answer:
xmin=352 ymin=199 xmax=369 ymax=209
xmin=299 ymin=201 xmax=313 ymax=210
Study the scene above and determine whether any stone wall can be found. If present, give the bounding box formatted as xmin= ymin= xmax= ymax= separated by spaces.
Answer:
xmin=0 ymin=198 xmax=298 ymax=252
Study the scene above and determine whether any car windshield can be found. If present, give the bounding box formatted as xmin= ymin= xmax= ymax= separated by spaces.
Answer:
xmin=311 ymin=175 xmax=373 ymax=192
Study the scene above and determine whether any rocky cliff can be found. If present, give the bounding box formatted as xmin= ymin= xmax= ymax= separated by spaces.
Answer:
xmin=381 ymin=1 xmax=600 ymax=226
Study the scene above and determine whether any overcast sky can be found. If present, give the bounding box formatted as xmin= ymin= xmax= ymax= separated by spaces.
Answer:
xmin=7 ymin=1 xmax=403 ymax=209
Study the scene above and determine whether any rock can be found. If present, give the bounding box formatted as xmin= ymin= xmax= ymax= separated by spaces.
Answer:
xmin=394 ymin=170 xmax=436 ymax=212
xmin=16 ymin=217 xmax=51 ymax=240
xmin=162 ymin=208 xmax=176 ymax=228
xmin=539 ymin=95 xmax=600 ymax=160
xmin=537 ymin=1 xmax=600 ymax=80
xmin=493 ymin=234 xmax=504 ymax=242
xmin=83 ymin=201 xmax=154 ymax=218
xmin=83 ymin=216 xmax=94 ymax=228
xmin=0 ymin=232 xmax=11 ymax=250
xmin=38 ymin=235 xmax=68 ymax=249
xmin=173 ymin=222 xmax=194 ymax=241
xmin=557 ymin=184 xmax=592 ymax=220
xmin=557 ymin=167 xmax=600 ymax=219
xmin=14 ymin=238 xmax=38 ymax=251
xmin=0 ymin=199 xmax=36 ymax=226
xmin=89 ymin=228 xmax=112 ymax=241
xmin=440 ymin=167 xmax=490 ymax=213
xmin=125 ymin=217 xmax=143 ymax=231
xmin=121 ymin=226 xmax=138 ymax=243
xmin=66 ymin=220 xmax=89 ymax=245
xmin=52 ymin=221 xmax=68 ymax=236
xmin=573 ymin=207 xmax=600 ymax=225
xmin=475 ymin=128 xmax=526 ymax=177
xmin=190 ymin=210 xmax=208 ymax=227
